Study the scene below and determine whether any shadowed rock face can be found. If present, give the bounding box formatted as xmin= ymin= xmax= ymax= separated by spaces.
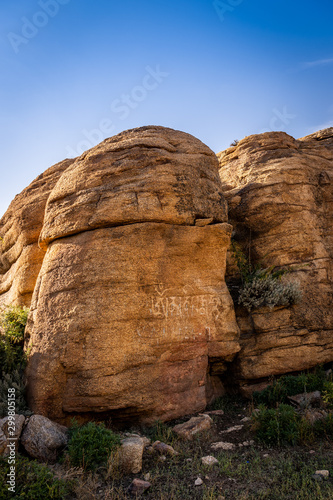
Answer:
xmin=218 ymin=128 xmax=333 ymax=394
xmin=20 ymin=126 xmax=240 ymax=424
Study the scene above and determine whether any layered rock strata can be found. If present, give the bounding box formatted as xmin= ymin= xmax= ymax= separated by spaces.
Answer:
xmin=218 ymin=128 xmax=333 ymax=394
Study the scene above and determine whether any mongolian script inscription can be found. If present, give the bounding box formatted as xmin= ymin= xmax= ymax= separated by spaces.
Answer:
xmin=148 ymin=285 xmax=222 ymax=320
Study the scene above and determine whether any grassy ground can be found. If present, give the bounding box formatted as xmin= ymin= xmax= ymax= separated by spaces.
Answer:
xmin=1 ymin=395 xmax=332 ymax=499
xmin=52 ymin=395 xmax=333 ymax=499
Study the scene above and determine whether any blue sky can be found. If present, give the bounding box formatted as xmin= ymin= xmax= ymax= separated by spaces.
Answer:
xmin=1 ymin=0 xmax=332 ymax=217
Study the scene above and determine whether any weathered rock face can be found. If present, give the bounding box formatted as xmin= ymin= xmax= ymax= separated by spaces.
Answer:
xmin=0 ymin=159 xmax=74 ymax=308
xmin=23 ymin=126 xmax=240 ymax=424
xmin=218 ymin=128 xmax=333 ymax=393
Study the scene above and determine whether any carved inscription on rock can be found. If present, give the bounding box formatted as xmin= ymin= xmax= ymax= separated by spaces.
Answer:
xmin=136 ymin=285 xmax=223 ymax=343
xmin=148 ymin=285 xmax=222 ymax=320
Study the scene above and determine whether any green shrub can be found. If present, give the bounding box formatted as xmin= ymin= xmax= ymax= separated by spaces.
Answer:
xmin=253 ymin=368 xmax=327 ymax=407
xmin=322 ymin=381 xmax=333 ymax=409
xmin=143 ymin=419 xmax=177 ymax=447
xmin=0 ymin=305 xmax=29 ymax=373
xmin=0 ymin=455 xmax=70 ymax=499
xmin=313 ymin=413 xmax=333 ymax=439
xmin=0 ymin=305 xmax=31 ymax=417
xmin=66 ymin=420 xmax=121 ymax=472
xmin=1 ymin=305 xmax=29 ymax=342
xmin=252 ymin=404 xmax=300 ymax=446
xmin=0 ymin=370 xmax=32 ymax=418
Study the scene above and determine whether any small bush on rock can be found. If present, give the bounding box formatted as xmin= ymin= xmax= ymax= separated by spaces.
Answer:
xmin=66 ymin=420 xmax=121 ymax=472
xmin=238 ymin=275 xmax=302 ymax=312
xmin=230 ymin=240 xmax=302 ymax=312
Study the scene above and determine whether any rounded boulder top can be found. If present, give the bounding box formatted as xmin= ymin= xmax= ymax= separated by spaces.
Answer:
xmin=39 ymin=126 xmax=228 ymax=249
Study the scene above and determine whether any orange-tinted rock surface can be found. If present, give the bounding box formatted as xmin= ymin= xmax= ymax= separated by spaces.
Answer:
xmin=22 ymin=126 xmax=240 ymax=423
xmin=218 ymin=128 xmax=333 ymax=393
xmin=0 ymin=159 xmax=74 ymax=308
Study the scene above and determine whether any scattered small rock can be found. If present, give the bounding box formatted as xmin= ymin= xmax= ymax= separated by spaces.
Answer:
xmin=309 ymin=450 xmax=316 ymax=454
xmin=144 ymin=473 xmax=151 ymax=481
xmin=315 ymin=470 xmax=329 ymax=478
xmin=305 ymin=409 xmax=328 ymax=425
xmin=204 ymin=410 xmax=224 ymax=416
xmin=21 ymin=415 xmax=68 ymax=463
xmin=124 ymin=433 xmax=151 ymax=447
xmin=173 ymin=414 xmax=212 ymax=440
xmin=119 ymin=436 xmax=145 ymax=474
xmin=211 ymin=441 xmax=236 ymax=451
xmin=158 ymin=455 xmax=167 ymax=462
xmin=152 ymin=440 xmax=179 ymax=456
xmin=128 ymin=478 xmax=151 ymax=496
xmin=221 ymin=425 xmax=244 ymax=434
xmin=201 ymin=455 xmax=219 ymax=466
xmin=242 ymin=440 xmax=254 ymax=447
xmin=240 ymin=416 xmax=251 ymax=422
xmin=263 ymin=454 xmax=270 ymax=458
xmin=288 ymin=391 xmax=322 ymax=408
xmin=195 ymin=477 xmax=203 ymax=486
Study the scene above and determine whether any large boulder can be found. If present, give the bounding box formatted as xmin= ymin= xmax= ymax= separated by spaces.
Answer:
xmin=218 ymin=128 xmax=333 ymax=392
xmin=0 ymin=159 xmax=74 ymax=308
xmin=23 ymin=126 xmax=240 ymax=424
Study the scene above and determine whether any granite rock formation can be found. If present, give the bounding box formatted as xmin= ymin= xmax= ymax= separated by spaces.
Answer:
xmin=17 ymin=126 xmax=240 ymax=423
xmin=218 ymin=128 xmax=333 ymax=394
xmin=0 ymin=159 xmax=74 ymax=308
xmin=1 ymin=124 xmax=332 ymax=420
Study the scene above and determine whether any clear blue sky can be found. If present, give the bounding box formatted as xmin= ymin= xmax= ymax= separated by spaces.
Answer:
xmin=1 ymin=0 xmax=332 ymax=217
